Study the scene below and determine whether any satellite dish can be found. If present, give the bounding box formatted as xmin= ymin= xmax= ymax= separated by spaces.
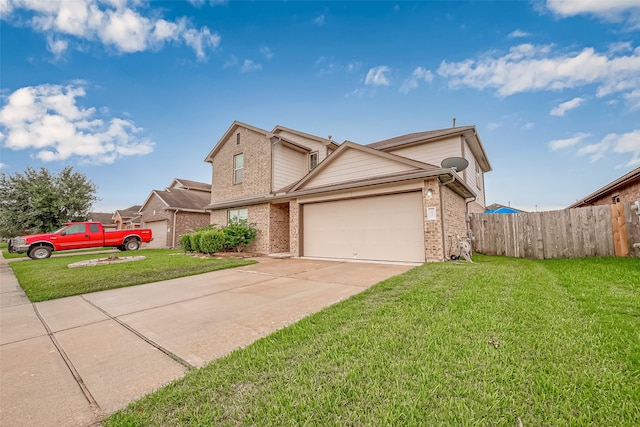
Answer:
xmin=441 ymin=157 xmax=469 ymax=172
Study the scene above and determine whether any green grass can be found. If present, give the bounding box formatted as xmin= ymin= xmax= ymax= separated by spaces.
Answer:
xmin=1 ymin=245 xmax=115 ymax=259
xmin=9 ymin=249 xmax=256 ymax=302
xmin=105 ymin=255 xmax=640 ymax=426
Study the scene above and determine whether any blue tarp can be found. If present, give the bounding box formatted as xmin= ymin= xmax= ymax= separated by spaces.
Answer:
xmin=484 ymin=207 xmax=521 ymax=214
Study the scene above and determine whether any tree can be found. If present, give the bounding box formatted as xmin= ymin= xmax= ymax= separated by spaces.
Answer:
xmin=0 ymin=166 xmax=98 ymax=237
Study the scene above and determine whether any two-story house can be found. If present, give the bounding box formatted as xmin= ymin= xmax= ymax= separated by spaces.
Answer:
xmin=204 ymin=121 xmax=491 ymax=263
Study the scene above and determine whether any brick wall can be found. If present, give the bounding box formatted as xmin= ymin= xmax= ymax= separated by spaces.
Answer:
xmin=589 ymin=181 xmax=640 ymax=206
xmin=209 ymin=203 xmax=271 ymax=254
xmin=441 ymin=184 xmax=468 ymax=259
xmin=174 ymin=212 xmax=210 ymax=247
xmin=210 ymin=127 xmax=272 ymax=204
xmin=422 ymin=179 xmax=444 ymax=262
xmin=269 ymin=203 xmax=290 ymax=253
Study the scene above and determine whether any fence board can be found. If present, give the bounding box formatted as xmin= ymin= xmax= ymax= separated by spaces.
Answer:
xmin=625 ymin=203 xmax=640 ymax=257
xmin=470 ymin=204 xmax=630 ymax=259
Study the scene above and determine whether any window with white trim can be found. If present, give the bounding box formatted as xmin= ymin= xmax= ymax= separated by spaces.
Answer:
xmin=309 ymin=152 xmax=319 ymax=171
xmin=228 ymin=208 xmax=248 ymax=222
xmin=233 ymin=153 xmax=244 ymax=184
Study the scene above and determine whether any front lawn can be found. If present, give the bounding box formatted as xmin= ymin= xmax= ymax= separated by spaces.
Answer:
xmin=9 ymin=249 xmax=256 ymax=302
xmin=105 ymin=255 xmax=639 ymax=426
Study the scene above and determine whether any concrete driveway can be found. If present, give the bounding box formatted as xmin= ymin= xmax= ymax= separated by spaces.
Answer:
xmin=0 ymin=256 xmax=412 ymax=427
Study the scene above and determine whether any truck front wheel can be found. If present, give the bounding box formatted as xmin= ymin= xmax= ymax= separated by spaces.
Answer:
xmin=29 ymin=245 xmax=52 ymax=260
xmin=123 ymin=238 xmax=140 ymax=251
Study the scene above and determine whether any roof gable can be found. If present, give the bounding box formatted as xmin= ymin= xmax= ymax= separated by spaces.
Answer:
xmin=290 ymin=141 xmax=437 ymax=191
xmin=368 ymin=125 xmax=492 ymax=172
xmin=204 ymin=121 xmax=271 ymax=163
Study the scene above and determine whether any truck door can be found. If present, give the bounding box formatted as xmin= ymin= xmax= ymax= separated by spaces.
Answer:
xmin=56 ymin=223 xmax=90 ymax=250
xmin=87 ymin=223 xmax=104 ymax=248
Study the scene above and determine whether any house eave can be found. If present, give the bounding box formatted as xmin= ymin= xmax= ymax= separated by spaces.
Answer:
xmin=567 ymin=166 xmax=640 ymax=208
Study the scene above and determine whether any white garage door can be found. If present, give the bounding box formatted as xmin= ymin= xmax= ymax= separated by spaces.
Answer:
xmin=303 ymin=192 xmax=425 ymax=263
xmin=145 ymin=221 xmax=167 ymax=248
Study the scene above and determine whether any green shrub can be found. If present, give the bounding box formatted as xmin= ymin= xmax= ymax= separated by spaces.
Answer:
xmin=199 ymin=229 xmax=226 ymax=255
xmin=180 ymin=234 xmax=193 ymax=252
xmin=190 ymin=231 xmax=204 ymax=253
xmin=222 ymin=219 xmax=258 ymax=252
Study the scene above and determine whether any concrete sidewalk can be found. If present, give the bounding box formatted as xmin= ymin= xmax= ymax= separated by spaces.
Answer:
xmin=0 ymin=253 xmax=411 ymax=426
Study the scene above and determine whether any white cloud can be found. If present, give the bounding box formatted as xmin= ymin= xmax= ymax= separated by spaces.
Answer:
xmin=399 ymin=67 xmax=434 ymax=94
xmin=260 ymin=45 xmax=273 ymax=60
xmin=550 ymin=97 xmax=585 ymax=116
xmin=608 ymin=129 xmax=640 ymax=166
xmin=314 ymin=14 xmax=325 ymax=26
xmin=0 ymin=83 xmax=154 ymax=164
xmin=315 ymin=57 xmax=361 ymax=75
xmin=508 ymin=29 xmax=530 ymax=38
xmin=240 ymin=59 xmax=262 ymax=73
xmin=365 ymin=66 xmax=391 ymax=86
xmin=437 ymin=43 xmax=640 ymax=108
xmin=548 ymin=132 xmax=590 ymax=151
xmin=546 ymin=0 xmax=640 ymax=17
xmin=546 ymin=0 xmax=640 ymax=29
xmin=1 ymin=0 xmax=221 ymax=59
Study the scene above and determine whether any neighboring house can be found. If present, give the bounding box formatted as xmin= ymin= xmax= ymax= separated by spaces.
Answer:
xmin=114 ymin=205 xmax=142 ymax=230
xmin=139 ymin=178 xmax=212 ymax=248
xmin=204 ymin=121 xmax=492 ymax=263
xmin=568 ymin=166 xmax=640 ymax=208
xmin=89 ymin=212 xmax=117 ymax=229
xmin=484 ymin=203 xmax=525 ymax=214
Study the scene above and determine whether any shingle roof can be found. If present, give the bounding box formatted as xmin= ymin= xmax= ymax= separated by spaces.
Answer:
xmin=172 ymin=179 xmax=211 ymax=192
xmin=154 ymin=188 xmax=211 ymax=210
xmin=89 ymin=212 xmax=115 ymax=224
xmin=367 ymin=126 xmax=476 ymax=150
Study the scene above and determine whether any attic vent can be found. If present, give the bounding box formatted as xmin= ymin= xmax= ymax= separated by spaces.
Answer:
xmin=236 ymin=133 xmax=240 ymax=145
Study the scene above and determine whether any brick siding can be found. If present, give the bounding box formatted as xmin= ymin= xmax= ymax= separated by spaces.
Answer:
xmin=210 ymin=127 xmax=272 ymax=204
xmin=269 ymin=203 xmax=290 ymax=253
xmin=422 ymin=179 xmax=444 ymax=261
xmin=588 ymin=181 xmax=640 ymax=206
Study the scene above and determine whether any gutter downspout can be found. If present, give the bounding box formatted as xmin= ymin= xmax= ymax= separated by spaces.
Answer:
xmin=172 ymin=209 xmax=179 ymax=248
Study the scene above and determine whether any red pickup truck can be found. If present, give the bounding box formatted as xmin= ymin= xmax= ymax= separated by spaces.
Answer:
xmin=8 ymin=221 xmax=153 ymax=260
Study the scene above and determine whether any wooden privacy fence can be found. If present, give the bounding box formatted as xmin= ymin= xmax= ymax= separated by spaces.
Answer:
xmin=469 ymin=202 xmax=640 ymax=259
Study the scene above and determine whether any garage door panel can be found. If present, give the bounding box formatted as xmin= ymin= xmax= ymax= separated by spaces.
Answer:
xmin=146 ymin=221 xmax=167 ymax=248
xmin=303 ymin=192 xmax=425 ymax=263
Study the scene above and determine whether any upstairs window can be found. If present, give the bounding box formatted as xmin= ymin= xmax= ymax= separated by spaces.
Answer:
xmin=309 ymin=152 xmax=319 ymax=171
xmin=233 ymin=153 xmax=244 ymax=184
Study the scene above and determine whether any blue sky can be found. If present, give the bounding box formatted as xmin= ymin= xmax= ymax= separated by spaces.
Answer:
xmin=1 ymin=0 xmax=640 ymax=213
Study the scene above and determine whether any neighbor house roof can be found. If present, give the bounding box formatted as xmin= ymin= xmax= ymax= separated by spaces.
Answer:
xmin=568 ymin=166 xmax=640 ymax=208
xmin=367 ymin=125 xmax=492 ymax=172
xmin=170 ymin=178 xmax=211 ymax=192
xmin=143 ymin=188 xmax=211 ymax=212
xmin=115 ymin=205 xmax=141 ymax=219
xmin=89 ymin=212 xmax=115 ymax=224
